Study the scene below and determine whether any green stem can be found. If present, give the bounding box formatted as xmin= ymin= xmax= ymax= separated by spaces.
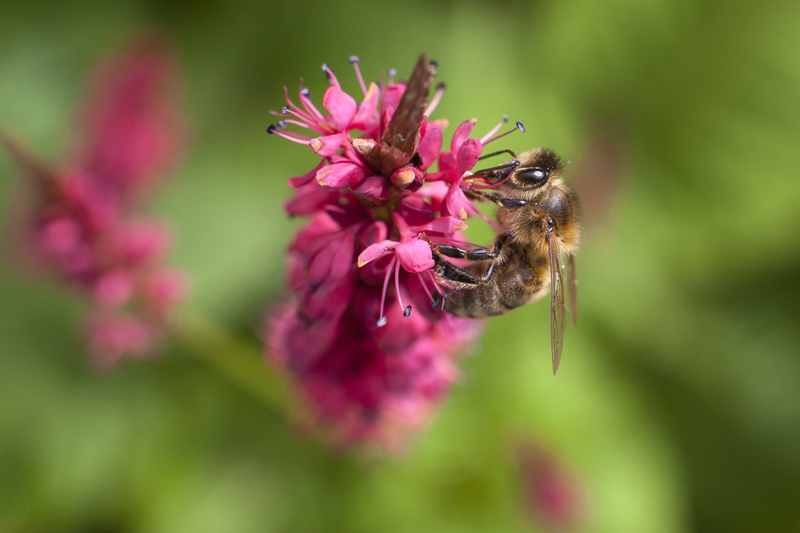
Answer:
xmin=173 ymin=310 xmax=290 ymax=414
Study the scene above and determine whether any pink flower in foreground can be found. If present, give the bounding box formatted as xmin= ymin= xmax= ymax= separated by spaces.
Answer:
xmin=3 ymin=36 xmax=190 ymax=368
xmin=265 ymin=55 xmax=524 ymax=447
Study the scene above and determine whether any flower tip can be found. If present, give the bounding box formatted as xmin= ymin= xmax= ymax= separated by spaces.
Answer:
xmin=403 ymin=305 xmax=412 ymax=317
xmin=350 ymin=138 xmax=376 ymax=156
xmin=309 ymin=138 xmax=323 ymax=152
xmin=377 ymin=316 xmax=387 ymax=327
xmin=393 ymin=169 xmax=416 ymax=189
xmin=517 ymin=121 xmax=526 ymax=133
xmin=348 ymin=55 xmax=360 ymax=64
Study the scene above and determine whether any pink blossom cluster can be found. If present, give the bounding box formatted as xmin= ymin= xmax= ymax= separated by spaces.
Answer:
xmin=266 ymin=56 xmax=522 ymax=445
xmin=3 ymin=38 xmax=189 ymax=369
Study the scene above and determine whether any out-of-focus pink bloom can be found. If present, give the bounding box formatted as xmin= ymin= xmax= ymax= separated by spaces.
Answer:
xmin=265 ymin=55 xmax=525 ymax=446
xmin=517 ymin=442 xmax=589 ymax=532
xmin=2 ymin=36 xmax=189 ymax=368
xmin=73 ymin=35 xmax=187 ymax=200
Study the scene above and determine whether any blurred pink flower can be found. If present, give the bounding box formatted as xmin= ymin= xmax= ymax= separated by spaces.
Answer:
xmin=3 ymin=35 xmax=190 ymax=367
xmin=265 ymin=55 xmax=524 ymax=446
xmin=517 ymin=442 xmax=589 ymax=531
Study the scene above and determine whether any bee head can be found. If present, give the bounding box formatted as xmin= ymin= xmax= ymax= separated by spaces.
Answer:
xmin=509 ymin=149 xmax=564 ymax=191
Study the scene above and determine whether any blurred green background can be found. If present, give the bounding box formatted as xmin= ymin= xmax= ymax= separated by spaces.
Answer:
xmin=2 ymin=0 xmax=800 ymax=531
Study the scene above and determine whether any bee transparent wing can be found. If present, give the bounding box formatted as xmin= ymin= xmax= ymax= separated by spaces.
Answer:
xmin=547 ymin=231 xmax=566 ymax=375
xmin=567 ymin=253 xmax=577 ymax=328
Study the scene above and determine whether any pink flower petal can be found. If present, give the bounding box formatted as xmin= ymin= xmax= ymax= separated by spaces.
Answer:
xmin=357 ymin=239 xmax=398 ymax=267
xmin=352 ymin=174 xmax=393 ymax=204
xmin=351 ymin=82 xmax=380 ymax=130
xmin=443 ymin=181 xmax=468 ymax=220
xmin=316 ymin=161 xmax=366 ymax=189
xmin=395 ymin=238 xmax=434 ymax=273
xmin=417 ymin=122 xmax=443 ymax=171
xmin=322 ymin=86 xmax=357 ymax=131
xmin=450 ymin=118 xmax=477 ymax=154
xmin=456 ymin=137 xmax=483 ymax=178
xmin=380 ymin=84 xmax=406 ymax=118
xmin=288 ymin=161 xmax=325 ymax=187
xmin=413 ymin=215 xmax=468 ymax=236
xmin=309 ymin=133 xmax=345 ymax=157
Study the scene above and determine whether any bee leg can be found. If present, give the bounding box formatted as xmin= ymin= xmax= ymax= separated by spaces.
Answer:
xmin=431 ymin=252 xmax=486 ymax=290
xmin=466 ymin=186 xmax=527 ymax=209
xmin=433 ymin=243 xmax=499 ymax=261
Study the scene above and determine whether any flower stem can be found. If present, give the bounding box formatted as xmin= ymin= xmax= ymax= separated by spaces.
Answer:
xmin=173 ymin=310 xmax=290 ymax=414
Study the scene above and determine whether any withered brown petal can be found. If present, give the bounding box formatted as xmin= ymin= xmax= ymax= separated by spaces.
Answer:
xmin=379 ymin=54 xmax=434 ymax=176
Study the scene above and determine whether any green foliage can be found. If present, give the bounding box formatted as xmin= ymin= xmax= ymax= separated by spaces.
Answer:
xmin=2 ymin=0 xmax=799 ymax=531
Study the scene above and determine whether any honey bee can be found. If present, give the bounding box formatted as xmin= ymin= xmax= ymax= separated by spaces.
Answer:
xmin=430 ymin=148 xmax=581 ymax=375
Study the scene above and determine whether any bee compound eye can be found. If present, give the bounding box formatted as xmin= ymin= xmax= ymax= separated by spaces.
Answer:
xmin=516 ymin=167 xmax=549 ymax=186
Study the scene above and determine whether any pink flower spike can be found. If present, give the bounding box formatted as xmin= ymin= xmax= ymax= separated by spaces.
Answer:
xmin=93 ymin=269 xmax=134 ymax=306
xmin=322 ymin=86 xmax=357 ymax=131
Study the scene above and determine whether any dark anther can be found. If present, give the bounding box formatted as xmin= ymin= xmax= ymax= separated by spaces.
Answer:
xmin=436 ymin=82 xmax=446 ymax=91
xmin=410 ymin=152 xmax=424 ymax=167
xmin=300 ymin=87 xmax=311 ymax=97
xmin=348 ymin=55 xmax=360 ymax=63
xmin=266 ymin=124 xmax=277 ymax=134
xmin=281 ymin=106 xmax=289 ymax=115
xmin=403 ymin=305 xmax=412 ymax=317
xmin=321 ymin=62 xmax=329 ymax=71
xmin=388 ymin=68 xmax=397 ymax=78
xmin=502 ymin=114 xmax=509 ymax=122
xmin=516 ymin=121 xmax=526 ymax=133
xmin=277 ymin=120 xmax=287 ymax=129
xmin=377 ymin=316 xmax=388 ymax=327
